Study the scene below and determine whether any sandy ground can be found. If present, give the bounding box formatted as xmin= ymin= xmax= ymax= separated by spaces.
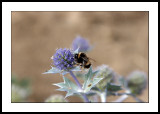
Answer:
xmin=11 ymin=11 xmax=148 ymax=102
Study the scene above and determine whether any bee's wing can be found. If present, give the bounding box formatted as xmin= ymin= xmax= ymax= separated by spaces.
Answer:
xmin=88 ymin=57 xmax=96 ymax=62
xmin=81 ymin=56 xmax=96 ymax=62
xmin=81 ymin=56 xmax=89 ymax=62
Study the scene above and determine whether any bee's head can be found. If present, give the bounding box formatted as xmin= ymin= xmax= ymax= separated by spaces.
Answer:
xmin=74 ymin=54 xmax=78 ymax=59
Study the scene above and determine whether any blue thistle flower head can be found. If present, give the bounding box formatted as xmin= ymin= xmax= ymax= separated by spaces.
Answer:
xmin=72 ymin=36 xmax=91 ymax=52
xmin=43 ymin=48 xmax=81 ymax=75
xmin=53 ymin=48 xmax=75 ymax=71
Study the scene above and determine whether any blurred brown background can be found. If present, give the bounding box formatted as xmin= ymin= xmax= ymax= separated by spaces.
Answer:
xmin=11 ymin=11 xmax=148 ymax=102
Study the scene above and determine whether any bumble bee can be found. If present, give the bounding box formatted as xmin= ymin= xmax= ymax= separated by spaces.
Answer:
xmin=74 ymin=52 xmax=95 ymax=69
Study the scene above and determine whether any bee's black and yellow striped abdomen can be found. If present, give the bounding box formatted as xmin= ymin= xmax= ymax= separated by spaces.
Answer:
xmin=74 ymin=52 xmax=91 ymax=69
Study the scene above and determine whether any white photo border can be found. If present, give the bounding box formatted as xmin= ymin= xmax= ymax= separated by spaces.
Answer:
xmin=2 ymin=2 xmax=158 ymax=112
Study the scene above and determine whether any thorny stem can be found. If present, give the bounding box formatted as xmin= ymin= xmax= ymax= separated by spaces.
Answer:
xmin=100 ymin=88 xmax=107 ymax=102
xmin=112 ymin=90 xmax=144 ymax=102
xmin=112 ymin=90 xmax=130 ymax=102
xmin=100 ymin=92 xmax=107 ymax=102
xmin=69 ymin=71 xmax=90 ymax=103
xmin=113 ymin=93 xmax=129 ymax=102
xmin=110 ymin=92 xmax=132 ymax=96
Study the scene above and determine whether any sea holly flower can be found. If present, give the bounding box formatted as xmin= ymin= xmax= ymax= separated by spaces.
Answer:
xmin=94 ymin=65 xmax=116 ymax=91
xmin=43 ymin=48 xmax=81 ymax=75
xmin=53 ymin=48 xmax=74 ymax=70
xmin=72 ymin=36 xmax=92 ymax=52
xmin=44 ymin=48 xmax=91 ymax=102
xmin=90 ymin=65 xmax=120 ymax=102
xmin=126 ymin=71 xmax=147 ymax=95
xmin=45 ymin=95 xmax=67 ymax=102
xmin=111 ymin=71 xmax=147 ymax=103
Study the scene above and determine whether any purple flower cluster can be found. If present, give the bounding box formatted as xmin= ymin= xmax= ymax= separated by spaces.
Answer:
xmin=72 ymin=36 xmax=90 ymax=52
xmin=53 ymin=48 xmax=75 ymax=71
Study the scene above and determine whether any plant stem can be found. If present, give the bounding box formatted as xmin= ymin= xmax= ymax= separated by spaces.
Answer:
xmin=99 ymin=88 xmax=107 ymax=102
xmin=100 ymin=92 xmax=107 ymax=102
xmin=113 ymin=94 xmax=128 ymax=102
xmin=113 ymin=90 xmax=130 ymax=102
xmin=112 ymin=90 xmax=144 ymax=102
xmin=130 ymin=94 xmax=144 ymax=102
xmin=69 ymin=71 xmax=89 ymax=103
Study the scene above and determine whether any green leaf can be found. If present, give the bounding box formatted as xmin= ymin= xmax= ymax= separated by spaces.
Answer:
xmin=43 ymin=66 xmax=81 ymax=76
xmin=43 ymin=66 xmax=61 ymax=74
xmin=91 ymin=87 xmax=101 ymax=91
xmin=61 ymin=71 xmax=69 ymax=75
xmin=56 ymin=88 xmax=67 ymax=91
xmin=63 ymin=77 xmax=78 ymax=90
xmin=74 ymin=72 xmax=85 ymax=80
xmin=107 ymin=83 xmax=122 ymax=92
xmin=93 ymin=70 xmax=99 ymax=76
xmin=54 ymin=82 xmax=65 ymax=88
xmin=11 ymin=75 xmax=18 ymax=85
xmin=54 ymin=76 xmax=80 ymax=98
xmin=93 ymin=78 xmax=103 ymax=86
xmin=19 ymin=79 xmax=30 ymax=88
xmin=82 ymin=67 xmax=103 ymax=93
xmin=65 ymin=90 xmax=75 ymax=98
xmin=85 ymin=92 xmax=97 ymax=97
xmin=82 ymin=67 xmax=92 ymax=90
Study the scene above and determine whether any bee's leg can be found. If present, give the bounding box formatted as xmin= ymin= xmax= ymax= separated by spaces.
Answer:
xmin=79 ymin=64 xmax=83 ymax=72
xmin=81 ymin=61 xmax=86 ymax=72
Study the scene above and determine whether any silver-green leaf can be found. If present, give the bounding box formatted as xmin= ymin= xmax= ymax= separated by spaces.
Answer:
xmin=54 ymin=76 xmax=81 ymax=98
xmin=43 ymin=66 xmax=61 ymax=74
xmin=82 ymin=67 xmax=103 ymax=93
xmin=107 ymin=83 xmax=122 ymax=92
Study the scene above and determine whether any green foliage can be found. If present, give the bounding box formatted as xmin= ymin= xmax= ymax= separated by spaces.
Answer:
xmin=54 ymin=67 xmax=103 ymax=99
xmin=107 ymin=83 xmax=122 ymax=92
xmin=43 ymin=66 xmax=81 ymax=76
xmin=54 ymin=76 xmax=80 ymax=98
xmin=45 ymin=95 xmax=67 ymax=102
xmin=43 ymin=66 xmax=61 ymax=74
xmin=11 ymin=75 xmax=31 ymax=102
xmin=82 ymin=67 xmax=103 ymax=93
xmin=95 ymin=65 xmax=116 ymax=91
